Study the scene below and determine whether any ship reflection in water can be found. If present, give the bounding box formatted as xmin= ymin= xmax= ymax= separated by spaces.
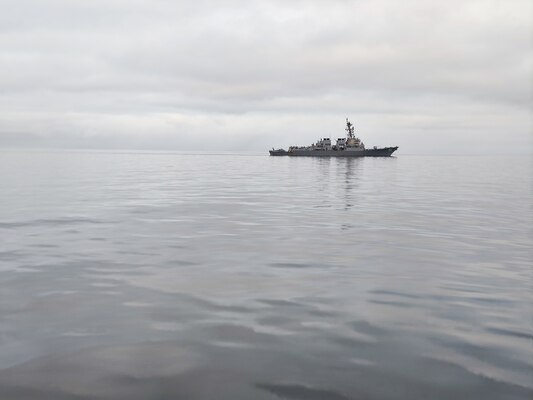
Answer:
xmin=0 ymin=152 xmax=530 ymax=399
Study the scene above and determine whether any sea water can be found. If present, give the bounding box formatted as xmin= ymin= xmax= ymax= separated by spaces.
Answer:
xmin=0 ymin=151 xmax=531 ymax=399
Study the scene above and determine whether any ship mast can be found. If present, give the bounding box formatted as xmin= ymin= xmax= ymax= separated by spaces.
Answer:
xmin=345 ymin=118 xmax=355 ymax=139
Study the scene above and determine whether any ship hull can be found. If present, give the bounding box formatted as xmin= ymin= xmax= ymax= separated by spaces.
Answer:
xmin=269 ymin=149 xmax=288 ymax=156
xmin=269 ymin=147 xmax=398 ymax=157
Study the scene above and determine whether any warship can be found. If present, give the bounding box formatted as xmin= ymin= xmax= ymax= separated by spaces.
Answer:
xmin=270 ymin=119 xmax=398 ymax=157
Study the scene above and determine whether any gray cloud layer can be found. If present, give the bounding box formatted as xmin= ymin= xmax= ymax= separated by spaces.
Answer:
xmin=0 ymin=0 xmax=531 ymax=153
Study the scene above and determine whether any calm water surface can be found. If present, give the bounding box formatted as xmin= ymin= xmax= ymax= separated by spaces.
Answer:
xmin=0 ymin=151 xmax=531 ymax=399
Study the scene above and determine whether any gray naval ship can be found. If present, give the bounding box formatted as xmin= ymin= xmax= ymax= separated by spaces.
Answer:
xmin=270 ymin=119 xmax=398 ymax=157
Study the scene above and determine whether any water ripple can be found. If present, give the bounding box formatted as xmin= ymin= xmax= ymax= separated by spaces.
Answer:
xmin=0 ymin=152 xmax=530 ymax=399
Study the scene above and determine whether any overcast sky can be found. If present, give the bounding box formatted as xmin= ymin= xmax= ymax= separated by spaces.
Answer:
xmin=0 ymin=0 xmax=531 ymax=154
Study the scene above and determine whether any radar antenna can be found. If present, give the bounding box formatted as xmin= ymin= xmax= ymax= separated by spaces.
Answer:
xmin=345 ymin=118 xmax=355 ymax=139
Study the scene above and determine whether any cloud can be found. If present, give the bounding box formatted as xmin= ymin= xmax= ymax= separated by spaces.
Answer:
xmin=0 ymin=0 xmax=531 ymax=153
